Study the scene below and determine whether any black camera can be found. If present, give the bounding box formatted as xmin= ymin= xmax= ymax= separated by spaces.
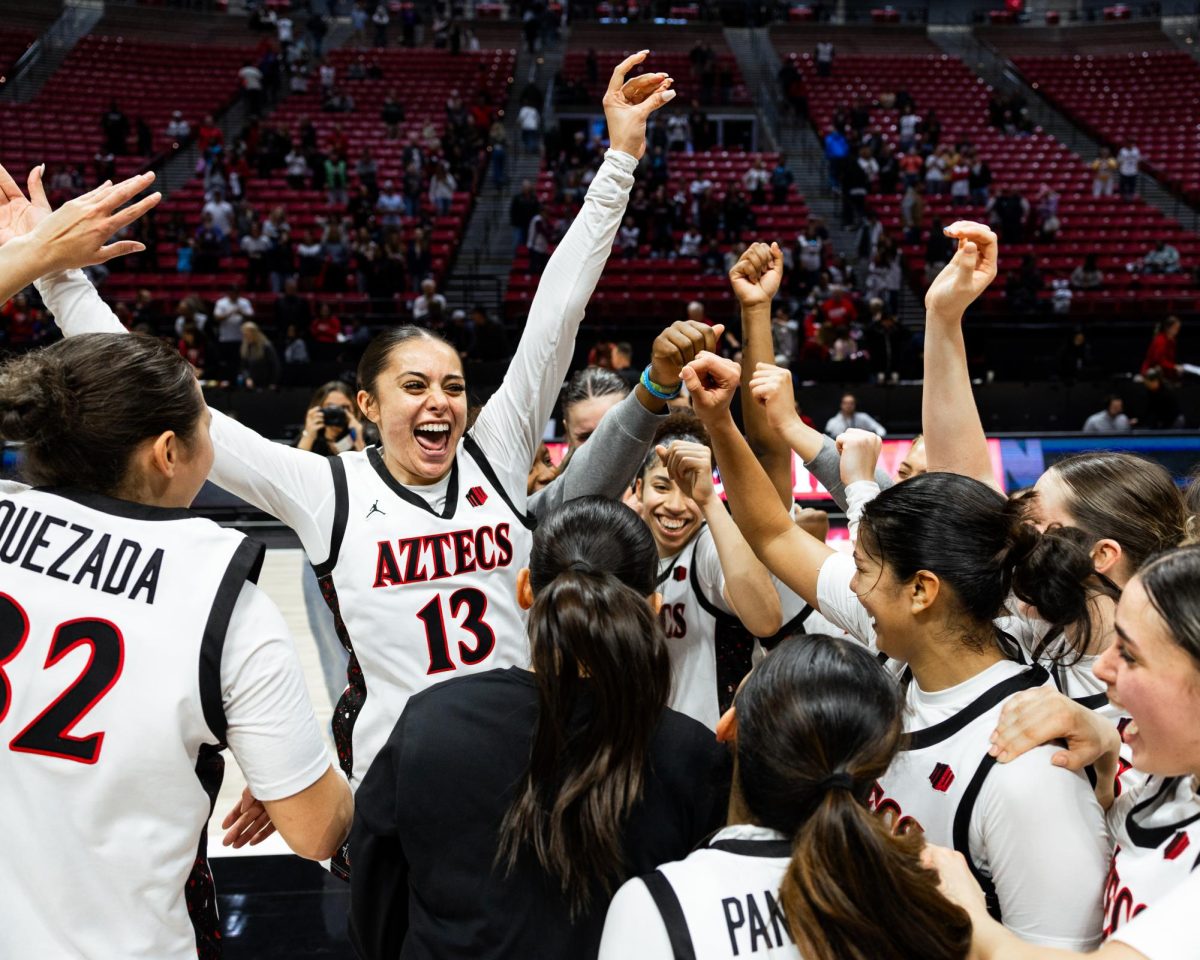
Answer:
xmin=321 ymin=405 xmax=349 ymax=429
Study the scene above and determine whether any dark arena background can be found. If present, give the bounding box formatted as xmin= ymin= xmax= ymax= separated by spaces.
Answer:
xmin=2 ymin=0 xmax=1198 ymax=955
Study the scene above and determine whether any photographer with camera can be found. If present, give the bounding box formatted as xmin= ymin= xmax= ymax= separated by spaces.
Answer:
xmin=298 ymin=380 xmax=368 ymax=456
xmin=296 ymin=381 xmax=368 ymax=708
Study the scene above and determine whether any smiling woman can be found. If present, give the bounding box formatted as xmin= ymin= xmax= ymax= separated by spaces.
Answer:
xmin=30 ymin=50 xmax=678 ymax=878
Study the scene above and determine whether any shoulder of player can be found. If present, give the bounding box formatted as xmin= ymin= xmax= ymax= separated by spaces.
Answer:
xmin=981 ymin=742 xmax=1097 ymax=812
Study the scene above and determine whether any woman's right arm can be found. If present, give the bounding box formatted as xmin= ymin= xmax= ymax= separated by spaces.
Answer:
xmin=38 ymin=268 xmax=338 ymax=558
xmin=682 ymin=352 xmax=833 ymax=607
xmin=921 ymin=221 xmax=1003 ymax=492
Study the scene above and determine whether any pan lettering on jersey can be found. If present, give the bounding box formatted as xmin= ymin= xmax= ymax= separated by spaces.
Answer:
xmin=0 ymin=500 xmax=164 ymax=604
xmin=721 ymin=889 xmax=795 ymax=955
xmin=372 ymin=523 xmax=513 ymax=588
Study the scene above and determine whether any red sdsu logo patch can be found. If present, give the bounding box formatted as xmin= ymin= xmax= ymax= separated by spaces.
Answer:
xmin=466 ymin=486 xmax=488 ymax=508
xmin=929 ymin=763 xmax=955 ymax=792
xmin=1164 ymin=831 xmax=1191 ymax=861
xmin=673 ymin=565 xmax=687 ymax=582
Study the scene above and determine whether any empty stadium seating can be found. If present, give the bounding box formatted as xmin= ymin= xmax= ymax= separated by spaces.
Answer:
xmin=0 ymin=29 xmax=36 ymax=82
xmin=0 ymin=35 xmax=251 ymax=181
xmin=1011 ymin=51 xmax=1200 ymax=204
xmin=782 ymin=49 xmax=1200 ymax=315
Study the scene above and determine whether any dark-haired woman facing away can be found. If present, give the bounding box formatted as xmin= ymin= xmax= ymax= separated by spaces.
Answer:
xmin=676 ymin=351 xmax=1108 ymax=948
xmin=34 ymin=57 xmax=679 ymax=820
xmin=347 ymin=497 xmax=730 ymax=960
xmin=601 ymin=635 xmax=971 ymax=960
xmin=0 ymin=334 xmax=349 ymax=959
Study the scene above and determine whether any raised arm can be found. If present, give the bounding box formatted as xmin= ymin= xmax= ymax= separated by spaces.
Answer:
xmin=683 ymin=352 xmax=833 ymax=606
xmin=922 ymin=221 xmax=1001 ymax=491
xmin=659 ymin=440 xmax=782 ymax=637
xmin=0 ymin=164 xmax=160 ymax=303
xmin=528 ymin=320 xmax=721 ymax=517
xmin=470 ymin=53 xmax=676 ymax=483
xmin=731 ymin=241 xmax=793 ymax=509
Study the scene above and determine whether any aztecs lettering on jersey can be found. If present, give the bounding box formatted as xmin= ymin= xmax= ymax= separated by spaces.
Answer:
xmin=721 ymin=889 xmax=795 ymax=955
xmin=660 ymin=602 xmax=687 ymax=639
xmin=1103 ymin=776 xmax=1200 ymax=940
xmin=869 ymin=781 xmax=923 ymax=835
xmin=0 ymin=500 xmax=164 ymax=604
xmin=372 ymin=524 xmax=514 ymax=588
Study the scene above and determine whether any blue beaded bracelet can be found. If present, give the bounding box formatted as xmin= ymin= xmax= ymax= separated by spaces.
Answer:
xmin=640 ymin=365 xmax=682 ymax=400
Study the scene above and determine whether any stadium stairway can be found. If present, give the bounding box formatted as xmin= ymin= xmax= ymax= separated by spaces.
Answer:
xmin=442 ymin=39 xmax=558 ymax=320
xmin=935 ymin=26 xmax=1200 ymax=230
xmin=727 ymin=27 xmax=926 ymax=325
xmin=1 ymin=1 xmax=103 ymax=104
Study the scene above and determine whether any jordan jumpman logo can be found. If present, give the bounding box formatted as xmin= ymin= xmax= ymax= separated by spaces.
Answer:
xmin=366 ymin=500 xmax=386 ymax=519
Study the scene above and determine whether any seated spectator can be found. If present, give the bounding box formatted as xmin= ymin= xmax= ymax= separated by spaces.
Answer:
xmin=471 ymin=305 xmax=511 ymax=360
xmin=1141 ymin=315 xmax=1182 ymax=381
xmin=428 ymin=162 xmax=457 ymax=217
xmin=864 ymin=308 xmax=907 ymax=383
xmin=1070 ymin=253 xmax=1103 ymax=290
xmin=771 ymin=307 xmax=800 ymax=367
xmin=527 ymin=210 xmax=552 ymax=274
xmin=617 ymin=215 xmax=639 ymax=257
xmin=1117 ymin=141 xmax=1141 ymax=199
xmin=240 ymin=321 xmax=281 ymax=388
xmin=1035 ymin=186 xmax=1061 ymax=243
xmin=166 ymin=110 xmax=190 ymax=141
xmin=1082 ymin=396 xmax=1132 ymax=433
xmin=1050 ymin=277 xmax=1072 ymax=315
xmin=173 ymin=295 xmax=209 ymax=337
xmin=381 ymin=91 xmax=405 ymax=137
xmin=376 ymin=180 xmax=405 ymax=229
xmin=770 ymin=157 xmax=794 ymax=205
xmin=412 ymin=278 xmax=447 ymax=324
xmin=742 ymin=159 xmax=770 ymax=205
xmin=968 ymin=155 xmax=992 ymax=205
xmin=296 ymin=228 xmax=325 ymax=287
xmin=275 ymin=277 xmax=312 ymax=335
xmin=284 ymin=147 xmax=310 ymax=189
xmin=678 ymin=227 xmax=703 ymax=259
xmin=283 ymin=324 xmax=310 ymax=366
xmin=214 ymin=283 xmax=254 ymax=373
xmin=1056 ymin=327 xmax=1095 ymax=381
xmin=1140 ymin=241 xmax=1182 ymax=275
xmin=819 ymin=283 xmax=857 ymax=329
xmin=986 ymin=186 xmax=1029 ymax=243
xmin=824 ymin=393 xmax=886 ymax=438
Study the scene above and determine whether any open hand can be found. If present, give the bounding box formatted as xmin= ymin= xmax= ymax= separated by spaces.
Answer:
xmin=729 ymin=241 xmax=784 ymax=308
xmin=657 ymin=439 xmax=715 ymax=504
xmin=989 ymin=687 xmax=1117 ymax=771
xmin=748 ymin=362 xmax=799 ymax=433
xmin=681 ymin=351 xmax=741 ymax=424
xmin=603 ymin=52 xmax=676 ymax=160
xmin=0 ymin=165 xmax=160 ymax=271
xmin=649 ymin=320 xmax=724 ymax=390
xmin=221 ymin=786 xmax=277 ymax=849
xmin=924 ymin=220 xmax=998 ymax=318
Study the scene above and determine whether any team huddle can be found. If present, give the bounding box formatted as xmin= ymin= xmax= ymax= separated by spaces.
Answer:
xmin=1 ymin=53 xmax=1198 ymax=960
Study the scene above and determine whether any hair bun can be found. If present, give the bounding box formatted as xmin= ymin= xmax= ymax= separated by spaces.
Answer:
xmin=0 ymin=353 xmax=72 ymax=446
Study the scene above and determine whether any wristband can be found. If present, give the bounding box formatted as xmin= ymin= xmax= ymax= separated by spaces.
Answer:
xmin=640 ymin=365 xmax=682 ymax=400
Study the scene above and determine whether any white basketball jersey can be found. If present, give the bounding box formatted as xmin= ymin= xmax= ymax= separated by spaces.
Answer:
xmin=656 ymin=530 xmax=726 ymax=731
xmin=641 ymin=825 xmax=799 ymax=959
xmin=1103 ymin=776 xmax=1200 ymax=939
xmin=315 ymin=437 xmax=535 ymax=791
xmin=870 ymin=661 xmax=1051 ymax=918
xmin=0 ymin=484 xmax=261 ymax=960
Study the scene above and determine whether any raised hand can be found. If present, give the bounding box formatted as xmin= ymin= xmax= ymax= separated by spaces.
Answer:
xmin=729 ymin=241 xmax=784 ymax=308
xmin=681 ymin=351 xmax=741 ymax=424
xmin=649 ymin=319 xmax=724 ymax=390
xmin=748 ymin=362 xmax=799 ymax=433
xmin=657 ymin=439 xmax=715 ymax=505
xmin=924 ymin=220 xmax=998 ymax=318
xmin=836 ymin=428 xmax=883 ymax=486
xmin=221 ymin=787 xmax=277 ymax=849
xmin=603 ymin=52 xmax=676 ymax=160
xmin=0 ymin=163 xmax=51 ymax=246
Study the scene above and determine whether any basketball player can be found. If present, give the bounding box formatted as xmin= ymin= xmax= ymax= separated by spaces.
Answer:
xmin=921 ymin=223 xmax=1190 ymax=720
xmin=980 ymin=546 xmax=1200 ymax=951
xmin=600 ymin=636 xmax=971 ymax=960
xmin=641 ymin=420 xmax=782 ymax=729
xmin=683 ymin=350 xmax=1109 ymax=947
xmin=0 ymin=334 xmax=349 ymax=959
xmin=27 ymin=54 xmax=678 ymax=816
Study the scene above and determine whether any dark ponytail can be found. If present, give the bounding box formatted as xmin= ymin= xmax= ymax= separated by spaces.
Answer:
xmin=497 ymin=497 xmax=670 ymax=915
xmin=0 ymin=333 xmax=204 ymax=494
xmin=860 ymin=473 xmax=1100 ymax=657
xmin=735 ymin=637 xmax=970 ymax=960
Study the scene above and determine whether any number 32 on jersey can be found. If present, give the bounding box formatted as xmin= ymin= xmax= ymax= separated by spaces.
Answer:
xmin=0 ymin=593 xmax=123 ymax=764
